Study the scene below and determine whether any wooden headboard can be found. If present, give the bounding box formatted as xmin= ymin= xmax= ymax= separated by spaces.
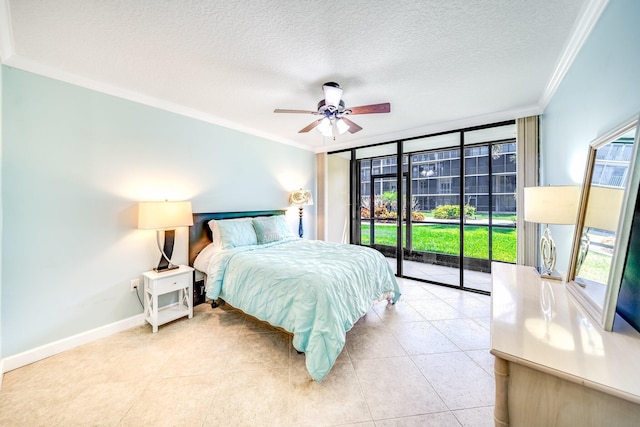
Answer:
xmin=188 ymin=210 xmax=286 ymax=266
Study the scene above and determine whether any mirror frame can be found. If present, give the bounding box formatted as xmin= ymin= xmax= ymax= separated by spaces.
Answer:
xmin=567 ymin=115 xmax=640 ymax=331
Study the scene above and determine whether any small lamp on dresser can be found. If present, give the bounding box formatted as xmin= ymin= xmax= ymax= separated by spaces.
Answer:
xmin=289 ymin=189 xmax=313 ymax=238
xmin=138 ymin=200 xmax=193 ymax=272
xmin=523 ymin=186 xmax=579 ymax=280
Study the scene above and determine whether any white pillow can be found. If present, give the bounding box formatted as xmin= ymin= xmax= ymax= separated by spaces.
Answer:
xmin=193 ymin=242 xmax=220 ymax=273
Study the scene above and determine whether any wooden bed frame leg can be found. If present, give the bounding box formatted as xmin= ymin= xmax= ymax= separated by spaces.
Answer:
xmin=211 ymin=300 xmax=218 ymax=309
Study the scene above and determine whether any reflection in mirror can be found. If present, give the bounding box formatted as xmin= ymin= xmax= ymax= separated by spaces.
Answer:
xmin=575 ymin=186 xmax=625 ymax=295
xmin=567 ymin=116 xmax=640 ymax=331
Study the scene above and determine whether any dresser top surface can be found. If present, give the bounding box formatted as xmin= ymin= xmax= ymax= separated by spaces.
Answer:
xmin=491 ymin=262 xmax=640 ymax=402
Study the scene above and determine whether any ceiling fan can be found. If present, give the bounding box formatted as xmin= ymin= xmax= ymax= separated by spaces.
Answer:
xmin=274 ymin=82 xmax=390 ymax=139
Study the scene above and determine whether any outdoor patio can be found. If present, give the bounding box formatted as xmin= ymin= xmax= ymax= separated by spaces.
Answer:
xmin=388 ymin=258 xmax=493 ymax=293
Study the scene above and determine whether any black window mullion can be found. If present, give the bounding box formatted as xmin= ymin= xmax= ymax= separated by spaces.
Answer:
xmin=459 ymin=132 xmax=465 ymax=289
xmin=369 ymin=163 xmax=374 ymax=245
xmin=350 ymin=149 xmax=359 ymax=244
xmin=396 ymin=141 xmax=404 ymax=276
xmin=488 ymin=142 xmax=494 ymax=263
xmin=406 ymin=154 xmax=413 ymax=253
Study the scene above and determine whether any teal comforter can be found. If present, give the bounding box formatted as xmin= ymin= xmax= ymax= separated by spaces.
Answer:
xmin=205 ymin=238 xmax=401 ymax=381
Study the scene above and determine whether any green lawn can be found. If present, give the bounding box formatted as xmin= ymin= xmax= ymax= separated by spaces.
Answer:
xmin=577 ymin=250 xmax=612 ymax=284
xmin=361 ymin=223 xmax=516 ymax=263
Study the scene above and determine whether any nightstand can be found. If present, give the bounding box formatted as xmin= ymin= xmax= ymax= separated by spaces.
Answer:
xmin=142 ymin=265 xmax=194 ymax=333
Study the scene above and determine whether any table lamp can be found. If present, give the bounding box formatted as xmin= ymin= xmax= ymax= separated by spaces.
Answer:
xmin=289 ymin=189 xmax=313 ymax=238
xmin=138 ymin=201 xmax=193 ymax=272
xmin=524 ymin=186 xmax=579 ymax=279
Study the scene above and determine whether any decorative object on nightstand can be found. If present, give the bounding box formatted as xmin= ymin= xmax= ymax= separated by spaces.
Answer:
xmin=289 ymin=189 xmax=313 ymax=238
xmin=138 ymin=200 xmax=193 ymax=272
xmin=523 ymin=185 xmax=579 ymax=280
xmin=142 ymin=265 xmax=194 ymax=333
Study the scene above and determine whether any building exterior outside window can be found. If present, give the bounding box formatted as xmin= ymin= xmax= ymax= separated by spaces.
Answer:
xmin=360 ymin=142 xmax=517 ymax=217
xmin=593 ymin=138 xmax=633 ymax=188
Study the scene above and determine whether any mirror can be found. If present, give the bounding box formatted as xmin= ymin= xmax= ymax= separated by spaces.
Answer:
xmin=567 ymin=115 xmax=640 ymax=331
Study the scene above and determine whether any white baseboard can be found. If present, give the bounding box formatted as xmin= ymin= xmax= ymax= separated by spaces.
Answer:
xmin=1 ymin=313 xmax=145 ymax=374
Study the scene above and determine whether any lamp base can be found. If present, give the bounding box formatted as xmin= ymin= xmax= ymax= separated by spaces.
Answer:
xmin=153 ymin=264 xmax=180 ymax=273
xmin=298 ymin=206 xmax=304 ymax=238
xmin=538 ymin=225 xmax=561 ymax=280
xmin=155 ymin=229 xmax=177 ymax=272
xmin=536 ymin=266 xmax=563 ymax=281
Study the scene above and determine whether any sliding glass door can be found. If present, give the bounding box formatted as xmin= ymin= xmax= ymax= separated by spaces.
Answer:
xmin=359 ymin=154 xmax=406 ymax=273
xmin=402 ymin=134 xmax=461 ymax=287
xmin=349 ymin=121 xmax=517 ymax=294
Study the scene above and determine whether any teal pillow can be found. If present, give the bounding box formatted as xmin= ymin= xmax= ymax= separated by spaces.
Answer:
xmin=252 ymin=216 xmax=282 ymax=244
xmin=273 ymin=215 xmax=296 ymax=239
xmin=217 ymin=220 xmax=258 ymax=249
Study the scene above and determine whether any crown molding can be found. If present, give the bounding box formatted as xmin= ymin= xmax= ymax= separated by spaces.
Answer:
xmin=0 ymin=0 xmax=599 ymax=154
xmin=3 ymin=54 xmax=314 ymax=152
xmin=0 ymin=0 xmax=14 ymax=63
xmin=539 ymin=0 xmax=609 ymax=109
xmin=0 ymin=0 xmax=311 ymax=151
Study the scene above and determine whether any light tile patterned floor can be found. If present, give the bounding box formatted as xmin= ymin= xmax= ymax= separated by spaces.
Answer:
xmin=0 ymin=277 xmax=494 ymax=426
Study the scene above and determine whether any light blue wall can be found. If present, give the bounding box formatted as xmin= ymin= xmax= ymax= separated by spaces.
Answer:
xmin=540 ymin=0 xmax=640 ymax=269
xmin=1 ymin=66 xmax=316 ymax=357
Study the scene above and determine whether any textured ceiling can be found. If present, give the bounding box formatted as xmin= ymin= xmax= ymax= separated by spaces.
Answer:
xmin=0 ymin=0 xmax=604 ymax=152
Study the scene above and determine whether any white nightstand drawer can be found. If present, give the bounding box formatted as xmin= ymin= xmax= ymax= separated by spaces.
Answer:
xmin=150 ymin=272 xmax=190 ymax=294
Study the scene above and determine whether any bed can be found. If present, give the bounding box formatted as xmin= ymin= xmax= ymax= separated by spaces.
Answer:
xmin=188 ymin=210 xmax=401 ymax=382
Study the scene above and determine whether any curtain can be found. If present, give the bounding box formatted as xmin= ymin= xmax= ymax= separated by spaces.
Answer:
xmin=516 ymin=116 xmax=539 ymax=266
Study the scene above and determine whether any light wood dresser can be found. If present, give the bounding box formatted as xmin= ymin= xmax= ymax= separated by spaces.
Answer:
xmin=491 ymin=263 xmax=640 ymax=426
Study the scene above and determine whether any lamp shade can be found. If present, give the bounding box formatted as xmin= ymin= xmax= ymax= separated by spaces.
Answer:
xmin=584 ymin=186 xmax=624 ymax=231
xmin=523 ymin=186 xmax=579 ymax=225
xmin=138 ymin=201 xmax=193 ymax=230
xmin=323 ymin=82 xmax=343 ymax=108
xmin=317 ymin=118 xmax=332 ymax=137
xmin=289 ymin=189 xmax=313 ymax=206
xmin=336 ymin=118 xmax=350 ymax=135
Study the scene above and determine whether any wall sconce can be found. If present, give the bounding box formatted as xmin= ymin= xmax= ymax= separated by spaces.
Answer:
xmin=524 ymin=186 xmax=580 ymax=279
xmin=138 ymin=201 xmax=193 ymax=272
xmin=289 ymin=189 xmax=313 ymax=238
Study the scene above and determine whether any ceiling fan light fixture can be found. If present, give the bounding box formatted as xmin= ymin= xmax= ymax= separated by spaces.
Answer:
xmin=274 ymin=82 xmax=390 ymax=138
xmin=317 ymin=118 xmax=333 ymax=137
xmin=322 ymin=82 xmax=343 ymax=108
xmin=336 ymin=118 xmax=350 ymax=134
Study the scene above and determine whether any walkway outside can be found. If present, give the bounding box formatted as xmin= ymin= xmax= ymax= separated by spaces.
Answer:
xmin=388 ymin=258 xmax=493 ymax=293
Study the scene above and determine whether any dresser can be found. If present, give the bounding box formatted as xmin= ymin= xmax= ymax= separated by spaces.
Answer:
xmin=490 ymin=263 xmax=640 ymax=426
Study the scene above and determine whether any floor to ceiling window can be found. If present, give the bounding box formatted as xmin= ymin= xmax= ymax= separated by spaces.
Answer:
xmin=338 ymin=121 xmax=516 ymax=294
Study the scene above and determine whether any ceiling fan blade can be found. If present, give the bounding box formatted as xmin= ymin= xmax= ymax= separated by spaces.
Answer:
xmin=341 ymin=117 xmax=363 ymax=134
xmin=274 ymin=109 xmax=317 ymax=114
xmin=298 ymin=119 xmax=323 ymax=133
xmin=348 ymin=103 xmax=391 ymax=115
